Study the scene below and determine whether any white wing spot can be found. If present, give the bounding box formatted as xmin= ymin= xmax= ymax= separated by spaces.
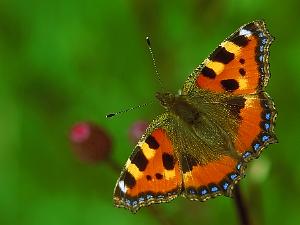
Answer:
xmin=118 ymin=180 xmax=127 ymax=193
xmin=239 ymin=29 xmax=252 ymax=37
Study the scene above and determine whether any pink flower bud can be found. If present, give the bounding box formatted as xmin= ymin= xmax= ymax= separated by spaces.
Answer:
xmin=69 ymin=122 xmax=112 ymax=164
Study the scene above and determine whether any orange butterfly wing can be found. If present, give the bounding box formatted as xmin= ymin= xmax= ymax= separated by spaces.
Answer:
xmin=113 ymin=117 xmax=182 ymax=213
xmin=183 ymin=20 xmax=272 ymax=95
xmin=180 ymin=153 xmax=243 ymax=200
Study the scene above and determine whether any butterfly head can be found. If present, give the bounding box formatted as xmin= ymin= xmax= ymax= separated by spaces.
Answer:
xmin=156 ymin=92 xmax=175 ymax=109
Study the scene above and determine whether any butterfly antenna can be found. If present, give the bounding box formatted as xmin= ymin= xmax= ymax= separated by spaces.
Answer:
xmin=106 ymin=101 xmax=154 ymax=119
xmin=146 ymin=37 xmax=166 ymax=92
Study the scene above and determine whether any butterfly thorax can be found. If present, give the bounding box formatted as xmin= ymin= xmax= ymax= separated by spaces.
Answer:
xmin=156 ymin=91 xmax=201 ymax=125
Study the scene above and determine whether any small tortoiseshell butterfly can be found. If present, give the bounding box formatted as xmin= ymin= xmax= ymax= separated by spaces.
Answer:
xmin=113 ymin=20 xmax=277 ymax=213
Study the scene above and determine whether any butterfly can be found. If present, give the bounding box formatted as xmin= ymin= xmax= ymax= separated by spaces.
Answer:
xmin=113 ymin=20 xmax=277 ymax=213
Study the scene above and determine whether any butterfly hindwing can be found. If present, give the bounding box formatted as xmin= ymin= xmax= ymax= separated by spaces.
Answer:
xmin=113 ymin=115 xmax=182 ymax=213
xmin=155 ymin=111 xmax=246 ymax=201
xmin=181 ymin=154 xmax=244 ymax=200
xmin=231 ymin=92 xmax=277 ymax=161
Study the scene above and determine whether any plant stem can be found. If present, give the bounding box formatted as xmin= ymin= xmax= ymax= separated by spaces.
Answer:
xmin=233 ymin=185 xmax=251 ymax=225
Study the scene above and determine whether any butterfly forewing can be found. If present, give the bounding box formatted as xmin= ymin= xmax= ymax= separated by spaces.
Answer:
xmin=113 ymin=114 xmax=182 ymax=213
xmin=182 ymin=20 xmax=274 ymax=95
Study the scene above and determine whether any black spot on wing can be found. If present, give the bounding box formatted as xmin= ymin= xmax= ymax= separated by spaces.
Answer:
xmin=239 ymin=58 xmax=245 ymax=64
xmin=221 ymin=79 xmax=239 ymax=92
xmin=130 ymin=146 xmax=148 ymax=171
xmin=201 ymin=66 xmax=216 ymax=79
xmin=181 ymin=154 xmax=198 ymax=173
xmin=239 ymin=68 xmax=246 ymax=76
xmin=146 ymin=175 xmax=152 ymax=181
xmin=210 ymin=46 xmax=234 ymax=64
xmin=155 ymin=173 xmax=163 ymax=179
xmin=145 ymin=135 xmax=160 ymax=149
xmin=123 ymin=171 xmax=136 ymax=188
xmin=231 ymin=35 xmax=249 ymax=47
xmin=162 ymin=153 xmax=175 ymax=170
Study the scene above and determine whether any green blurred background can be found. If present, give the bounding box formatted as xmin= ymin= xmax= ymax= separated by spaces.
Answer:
xmin=1 ymin=0 xmax=299 ymax=224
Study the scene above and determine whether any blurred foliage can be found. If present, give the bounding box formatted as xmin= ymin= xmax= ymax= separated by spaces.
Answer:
xmin=1 ymin=0 xmax=300 ymax=224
